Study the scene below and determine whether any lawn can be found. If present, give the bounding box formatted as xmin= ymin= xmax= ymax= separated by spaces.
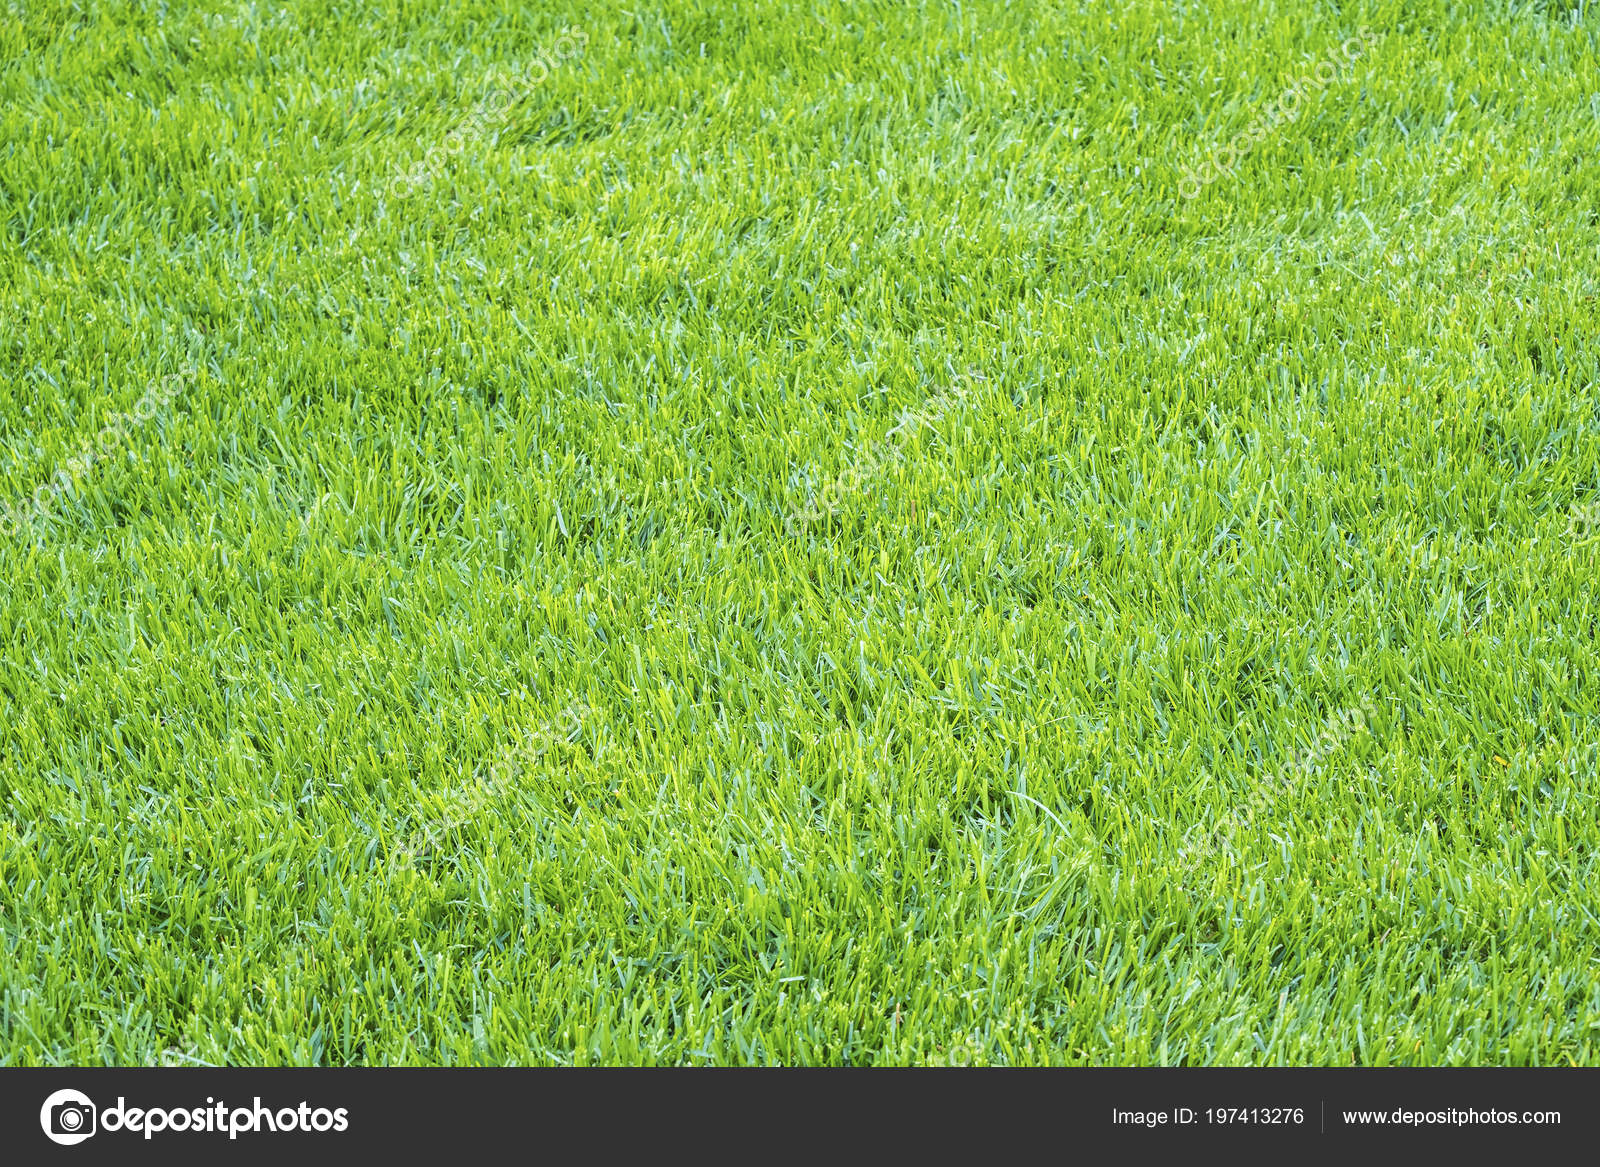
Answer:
xmin=1 ymin=0 xmax=1598 ymax=1066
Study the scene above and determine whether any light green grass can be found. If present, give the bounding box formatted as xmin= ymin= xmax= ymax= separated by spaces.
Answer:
xmin=2 ymin=0 xmax=1598 ymax=1066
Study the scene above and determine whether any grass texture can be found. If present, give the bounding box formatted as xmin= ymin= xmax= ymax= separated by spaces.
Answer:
xmin=2 ymin=0 xmax=1599 ymax=1065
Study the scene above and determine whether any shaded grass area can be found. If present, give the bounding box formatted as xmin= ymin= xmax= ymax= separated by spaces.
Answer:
xmin=1 ymin=0 xmax=1598 ymax=1064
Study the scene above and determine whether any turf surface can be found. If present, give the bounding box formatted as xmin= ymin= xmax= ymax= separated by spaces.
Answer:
xmin=2 ymin=0 xmax=1599 ymax=1065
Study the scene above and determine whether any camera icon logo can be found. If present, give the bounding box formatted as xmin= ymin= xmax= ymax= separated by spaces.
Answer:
xmin=40 ymin=1089 xmax=97 ymax=1146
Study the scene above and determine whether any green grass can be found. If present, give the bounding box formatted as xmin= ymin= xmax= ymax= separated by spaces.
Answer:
xmin=2 ymin=0 xmax=1599 ymax=1066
